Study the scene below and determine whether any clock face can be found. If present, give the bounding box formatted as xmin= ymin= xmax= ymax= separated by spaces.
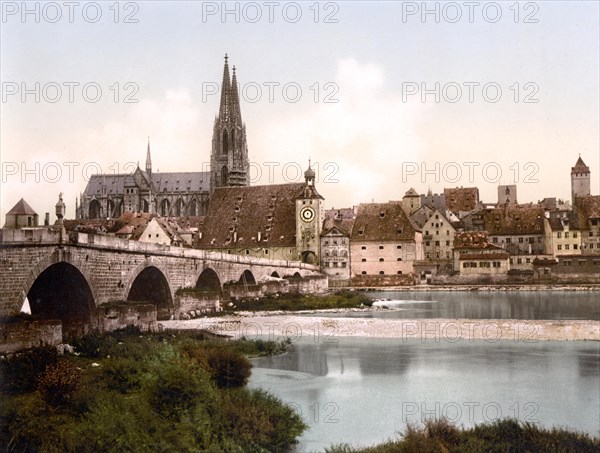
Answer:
xmin=300 ymin=207 xmax=315 ymax=222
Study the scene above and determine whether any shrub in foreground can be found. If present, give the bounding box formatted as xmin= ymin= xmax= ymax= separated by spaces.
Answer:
xmin=325 ymin=418 xmax=600 ymax=453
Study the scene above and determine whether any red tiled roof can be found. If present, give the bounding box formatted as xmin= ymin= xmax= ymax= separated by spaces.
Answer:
xmin=350 ymin=202 xmax=418 ymax=242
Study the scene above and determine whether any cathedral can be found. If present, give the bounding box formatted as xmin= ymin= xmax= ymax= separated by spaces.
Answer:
xmin=76 ymin=55 xmax=249 ymax=220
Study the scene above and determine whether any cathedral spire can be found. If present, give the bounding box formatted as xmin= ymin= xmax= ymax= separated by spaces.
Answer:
xmin=219 ymin=53 xmax=232 ymax=120
xmin=231 ymin=65 xmax=242 ymax=121
xmin=145 ymin=137 xmax=152 ymax=175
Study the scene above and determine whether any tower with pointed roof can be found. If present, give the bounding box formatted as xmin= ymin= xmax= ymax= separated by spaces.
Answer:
xmin=295 ymin=161 xmax=324 ymax=264
xmin=210 ymin=54 xmax=249 ymax=192
xmin=571 ymin=155 xmax=590 ymax=205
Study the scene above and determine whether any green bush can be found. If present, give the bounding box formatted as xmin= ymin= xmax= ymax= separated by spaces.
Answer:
xmin=205 ymin=347 xmax=252 ymax=388
xmin=146 ymin=360 xmax=216 ymax=419
xmin=221 ymin=388 xmax=307 ymax=451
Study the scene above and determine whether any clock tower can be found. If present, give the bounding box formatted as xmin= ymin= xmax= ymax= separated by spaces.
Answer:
xmin=296 ymin=161 xmax=324 ymax=264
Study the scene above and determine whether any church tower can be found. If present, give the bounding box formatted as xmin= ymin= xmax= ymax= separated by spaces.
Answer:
xmin=571 ymin=155 xmax=590 ymax=205
xmin=210 ymin=54 xmax=249 ymax=192
xmin=296 ymin=161 xmax=324 ymax=264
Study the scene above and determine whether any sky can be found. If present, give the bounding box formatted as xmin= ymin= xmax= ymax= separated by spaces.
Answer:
xmin=1 ymin=0 xmax=599 ymax=221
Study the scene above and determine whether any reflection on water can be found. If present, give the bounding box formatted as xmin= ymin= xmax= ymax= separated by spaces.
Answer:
xmin=250 ymin=337 xmax=600 ymax=452
xmin=316 ymin=291 xmax=600 ymax=320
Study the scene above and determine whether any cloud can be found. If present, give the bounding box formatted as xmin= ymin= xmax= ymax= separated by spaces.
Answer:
xmin=253 ymin=58 xmax=425 ymax=208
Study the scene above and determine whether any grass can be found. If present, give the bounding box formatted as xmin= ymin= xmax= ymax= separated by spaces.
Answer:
xmin=224 ymin=290 xmax=374 ymax=312
xmin=326 ymin=417 xmax=600 ymax=453
xmin=0 ymin=328 xmax=306 ymax=452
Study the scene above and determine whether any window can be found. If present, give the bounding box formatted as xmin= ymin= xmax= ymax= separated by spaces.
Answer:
xmin=361 ymin=271 xmax=367 ymax=275
xmin=526 ymin=258 xmax=531 ymax=263
xmin=425 ymin=231 xmax=429 ymax=236
xmin=573 ymin=232 xmax=578 ymax=238
xmin=557 ymin=245 xmax=562 ymax=250
xmin=397 ymin=271 xmax=402 ymax=275
xmin=435 ymin=241 xmax=440 ymax=246
xmin=341 ymin=262 xmax=346 ymax=268
xmin=264 ymin=250 xmax=268 ymax=255
xmin=379 ymin=271 xmax=385 ymax=275
xmin=565 ymin=232 xmax=570 ymax=239
xmin=436 ymin=231 xmax=439 ymax=235
xmin=426 ymin=241 xmax=430 ymax=246
xmin=245 ymin=250 xmax=249 ymax=255
xmin=446 ymin=241 xmax=450 ymax=246
xmin=361 ymin=246 xmax=366 ymax=250
xmin=574 ymin=244 xmax=578 ymax=250
xmin=492 ymin=237 xmax=498 ymax=243
xmin=333 ymin=262 xmax=338 ymax=267
xmin=325 ymin=240 xmax=329 ymax=245
xmin=446 ymin=230 xmax=450 ymax=235
xmin=397 ymin=257 xmax=402 ymax=261
xmin=463 ymin=262 xmax=468 ymax=269
xmin=564 ymin=260 xmax=572 ymax=266
xmin=379 ymin=245 xmax=384 ymax=250
xmin=506 ymin=238 xmax=511 ymax=244
xmin=148 ymin=234 xmax=151 ymax=238
xmin=361 ymin=258 xmax=366 ymax=262
xmin=578 ymin=260 xmax=585 ymax=266
xmin=379 ymin=258 xmax=384 ymax=262
xmin=396 ymin=245 xmax=402 ymax=249
xmin=565 ymin=244 xmax=570 ymax=250
xmin=426 ymin=253 xmax=430 ymax=259
xmin=557 ymin=232 xmax=562 ymax=238
xmin=519 ymin=237 xmax=524 ymax=243
xmin=517 ymin=258 xmax=522 ymax=264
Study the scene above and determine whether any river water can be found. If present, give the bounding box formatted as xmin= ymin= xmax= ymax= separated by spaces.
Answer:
xmin=249 ymin=292 xmax=600 ymax=452
xmin=314 ymin=290 xmax=600 ymax=320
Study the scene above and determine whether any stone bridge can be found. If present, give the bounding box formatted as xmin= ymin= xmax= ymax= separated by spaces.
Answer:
xmin=0 ymin=228 xmax=326 ymax=344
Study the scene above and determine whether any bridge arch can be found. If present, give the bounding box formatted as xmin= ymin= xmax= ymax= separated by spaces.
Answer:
xmin=238 ymin=269 xmax=256 ymax=285
xmin=126 ymin=265 xmax=173 ymax=320
xmin=195 ymin=268 xmax=222 ymax=292
xmin=25 ymin=260 xmax=97 ymax=338
xmin=270 ymin=271 xmax=281 ymax=278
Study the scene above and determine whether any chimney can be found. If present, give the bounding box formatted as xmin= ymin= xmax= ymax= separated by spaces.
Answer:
xmin=44 ymin=213 xmax=50 ymax=226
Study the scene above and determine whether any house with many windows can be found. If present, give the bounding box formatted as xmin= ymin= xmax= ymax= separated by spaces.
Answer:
xmin=453 ymin=232 xmax=510 ymax=275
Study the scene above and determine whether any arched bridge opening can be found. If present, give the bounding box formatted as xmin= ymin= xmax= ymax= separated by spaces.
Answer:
xmin=238 ymin=270 xmax=256 ymax=286
xmin=196 ymin=268 xmax=222 ymax=293
xmin=127 ymin=266 xmax=173 ymax=320
xmin=27 ymin=262 xmax=95 ymax=338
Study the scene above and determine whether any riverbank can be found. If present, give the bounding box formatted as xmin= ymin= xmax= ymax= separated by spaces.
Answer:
xmin=161 ymin=314 xmax=600 ymax=341
xmin=346 ymin=284 xmax=600 ymax=292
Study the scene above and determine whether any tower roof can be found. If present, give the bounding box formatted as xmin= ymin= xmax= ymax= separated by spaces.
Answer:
xmin=7 ymin=198 xmax=37 ymax=215
xmin=571 ymin=156 xmax=590 ymax=174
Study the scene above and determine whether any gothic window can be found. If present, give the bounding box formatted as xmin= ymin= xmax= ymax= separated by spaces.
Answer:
xmin=160 ymin=199 xmax=170 ymax=216
xmin=221 ymin=166 xmax=228 ymax=186
xmin=89 ymin=200 xmax=101 ymax=219
xmin=142 ymin=199 xmax=149 ymax=213
xmin=222 ymin=130 xmax=229 ymax=154
xmin=189 ymin=198 xmax=197 ymax=216
xmin=175 ymin=198 xmax=184 ymax=216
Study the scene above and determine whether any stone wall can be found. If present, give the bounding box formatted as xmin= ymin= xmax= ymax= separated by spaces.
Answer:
xmin=0 ymin=320 xmax=62 ymax=353
xmin=96 ymin=302 xmax=157 ymax=332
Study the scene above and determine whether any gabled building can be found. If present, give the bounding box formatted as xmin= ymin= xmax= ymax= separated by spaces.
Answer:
xmin=421 ymin=209 xmax=456 ymax=262
xmin=321 ymin=216 xmax=355 ymax=280
xmin=133 ymin=217 xmax=185 ymax=247
xmin=350 ymin=202 xmax=423 ymax=277
xmin=402 ymin=188 xmax=421 ymax=215
xmin=544 ymin=215 xmax=581 ymax=257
